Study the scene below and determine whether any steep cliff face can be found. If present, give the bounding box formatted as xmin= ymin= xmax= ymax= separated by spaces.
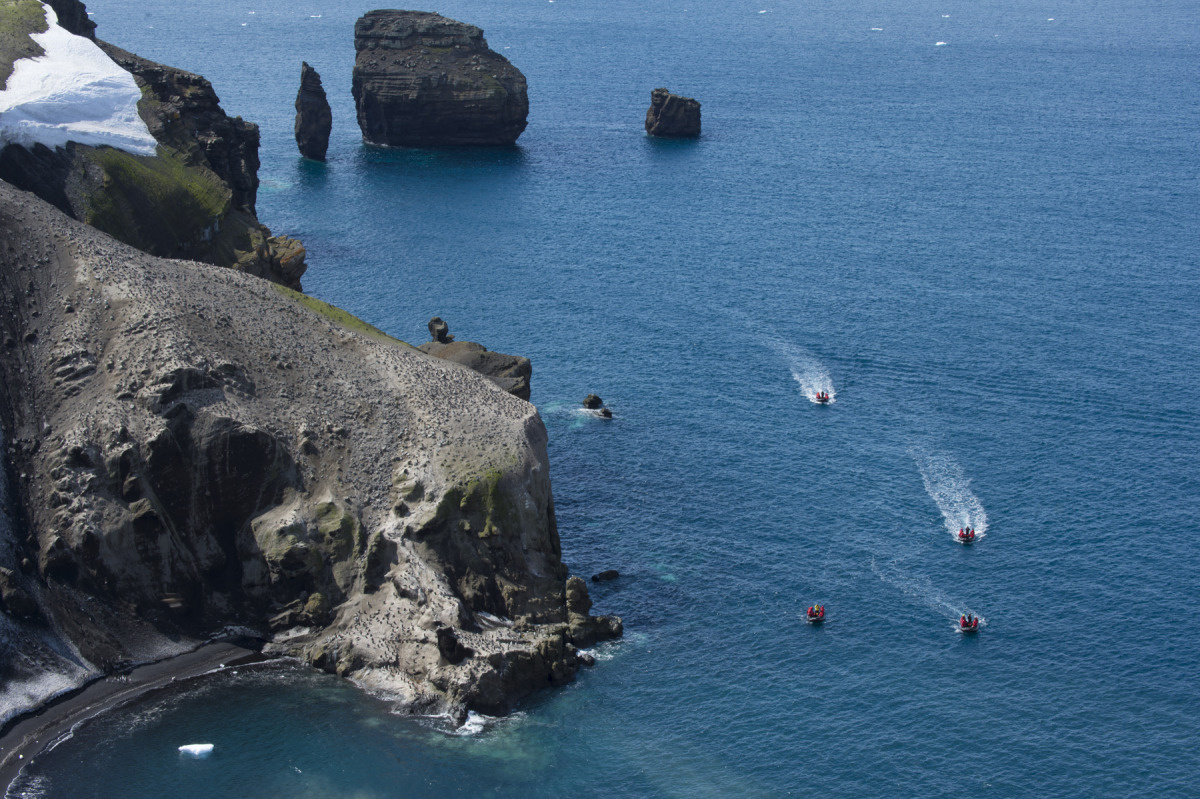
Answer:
xmin=0 ymin=0 xmax=306 ymax=289
xmin=352 ymin=10 xmax=528 ymax=147
xmin=0 ymin=181 xmax=619 ymax=721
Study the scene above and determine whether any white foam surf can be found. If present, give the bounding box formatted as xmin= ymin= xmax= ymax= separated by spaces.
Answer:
xmin=913 ymin=450 xmax=988 ymax=542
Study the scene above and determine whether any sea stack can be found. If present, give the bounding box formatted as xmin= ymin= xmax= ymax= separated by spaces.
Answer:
xmin=645 ymin=88 xmax=701 ymax=138
xmin=294 ymin=61 xmax=332 ymax=161
xmin=351 ymin=10 xmax=529 ymax=147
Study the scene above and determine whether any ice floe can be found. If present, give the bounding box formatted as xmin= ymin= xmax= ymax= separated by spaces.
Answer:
xmin=0 ymin=3 xmax=156 ymax=155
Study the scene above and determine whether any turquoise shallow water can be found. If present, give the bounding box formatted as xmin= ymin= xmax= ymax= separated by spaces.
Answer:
xmin=11 ymin=0 xmax=1200 ymax=796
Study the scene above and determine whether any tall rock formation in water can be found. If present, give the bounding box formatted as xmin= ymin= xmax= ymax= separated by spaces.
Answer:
xmin=294 ymin=62 xmax=332 ymax=161
xmin=352 ymin=10 xmax=528 ymax=147
xmin=645 ymin=88 xmax=702 ymax=138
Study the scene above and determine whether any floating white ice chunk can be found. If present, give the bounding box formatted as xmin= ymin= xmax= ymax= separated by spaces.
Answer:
xmin=178 ymin=743 xmax=214 ymax=756
xmin=0 ymin=3 xmax=157 ymax=155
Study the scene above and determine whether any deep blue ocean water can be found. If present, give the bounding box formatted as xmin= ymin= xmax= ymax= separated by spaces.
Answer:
xmin=11 ymin=0 xmax=1200 ymax=796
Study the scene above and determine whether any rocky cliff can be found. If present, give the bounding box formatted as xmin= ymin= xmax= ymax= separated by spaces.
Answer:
xmin=0 ymin=179 xmax=619 ymax=723
xmin=0 ymin=0 xmax=306 ymax=289
xmin=645 ymin=88 xmax=701 ymax=138
xmin=418 ymin=317 xmax=532 ymax=401
xmin=352 ymin=10 xmax=528 ymax=147
xmin=295 ymin=62 xmax=332 ymax=161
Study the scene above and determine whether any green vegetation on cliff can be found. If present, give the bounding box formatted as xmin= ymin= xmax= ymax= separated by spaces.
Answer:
xmin=81 ymin=145 xmax=231 ymax=255
xmin=270 ymin=284 xmax=412 ymax=347
xmin=0 ymin=0 xmax=47 ymax=88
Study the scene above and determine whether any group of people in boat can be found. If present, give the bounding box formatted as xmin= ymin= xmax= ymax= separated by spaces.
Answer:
xmin=814 ymin=391 xmax=831 ymax=403
xmin=959 ymin=614 xmax=980 ymax=632
xmin=957 ymin=527 xmax=977 ymax=542
xmin=806 ymin=604 xmax=826 ymax=621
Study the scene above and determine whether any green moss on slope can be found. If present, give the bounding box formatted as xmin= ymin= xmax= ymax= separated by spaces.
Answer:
xmin=270 ymin=284 xmax=413 ymax=347
xmin=0 ymin=0 xmax=47 ymax=89
xmin=81 ymin=145 xmax=232 ymax=255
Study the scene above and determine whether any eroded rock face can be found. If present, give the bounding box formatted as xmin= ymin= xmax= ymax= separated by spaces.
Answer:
xmin=0 ymin=3 xmax=306 ymax=290
xmin=418 ymin=319 xmax=532 ymax=401
xmin=295 ymin=62 xmax=332 ymax=161
xmin=645 ymin=88 xmax=701 ymax=138
xmin=352 ymin=10 xmax=528 ymax=147
xmin=44 ymin=0 xmax=95 ymax=39
xmin=0 ymin=181 xmax=619 ymax=721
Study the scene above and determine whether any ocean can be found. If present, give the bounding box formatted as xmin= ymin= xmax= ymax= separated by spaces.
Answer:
xmin=9 ymin=0 xmax=1200 ymax=795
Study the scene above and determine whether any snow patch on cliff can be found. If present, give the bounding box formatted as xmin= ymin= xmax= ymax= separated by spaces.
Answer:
xmin=0 ymin=3 xmax=156 ymax=155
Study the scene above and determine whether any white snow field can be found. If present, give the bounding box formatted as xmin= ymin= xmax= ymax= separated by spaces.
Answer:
xmin=0 ymin=2 xmax=156 ymax=155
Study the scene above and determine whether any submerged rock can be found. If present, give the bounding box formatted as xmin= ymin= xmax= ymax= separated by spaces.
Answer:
xmin=419 ymin=318 xmax=532 ymax=401
xmin=352 ymin=10 xmax=528 ymax=147
xmin=645 ymin=88 xmax=701 ymax=138
xmin=294 ymin=62 xmax=332 ymax=161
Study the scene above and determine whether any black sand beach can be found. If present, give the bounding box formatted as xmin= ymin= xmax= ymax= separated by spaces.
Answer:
xmin=0 ymin=642 xmax=263 ymax=792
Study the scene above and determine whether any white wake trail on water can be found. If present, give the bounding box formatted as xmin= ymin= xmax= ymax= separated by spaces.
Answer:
xmin=769 ymin=340 xmax=835 ymax=404
xmin=913 ymin=449 xmax=988 ymax=541
xmin=870 ymin=557 xmax=984 ymax=626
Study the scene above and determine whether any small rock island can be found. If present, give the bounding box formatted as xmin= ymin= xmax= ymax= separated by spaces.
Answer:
xmin=645 ymin=88 xmax=701 ymax=138
xmin=352 ymin=10 xmax=529 ymax=147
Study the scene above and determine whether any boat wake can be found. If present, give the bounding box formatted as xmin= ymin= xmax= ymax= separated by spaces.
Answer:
xmin=870 ymin=557 xmax=981 ymax=627
xmin=771 ymin=341 xmax=835 ymax=404
xmin=913 ymin=450 xmax=988 ymax=542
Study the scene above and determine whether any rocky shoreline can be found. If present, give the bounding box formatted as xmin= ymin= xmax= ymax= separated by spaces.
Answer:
xmin=0 ymin=0 xmax=620 ymax=757
xmin=0 ymin=178 xmax=619 ymax=724
xmin=0 ymin=641 xmax=264 ymax=792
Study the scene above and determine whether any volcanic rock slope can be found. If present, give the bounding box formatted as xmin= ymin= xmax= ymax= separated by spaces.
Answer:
xmin=352 ymin=10 xmax=529 ymax=147
xmin=0 ymin=180 xmax=619 ymax=723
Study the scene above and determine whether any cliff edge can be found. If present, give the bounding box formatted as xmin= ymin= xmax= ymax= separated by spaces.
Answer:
xmin=0 ymin=179 xmax=620 ymax=725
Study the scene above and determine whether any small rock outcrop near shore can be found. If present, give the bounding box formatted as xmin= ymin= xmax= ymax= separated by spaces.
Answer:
xmin=0 ymin=180 xmax=620 ymax=724
xmin=352 ymin=10 xmax=529 ymax=147
xmin=583 ymin=394 xmax=613 ymax=418
xmin=419 ymin=318 xmax=532 ymax=401
xmin=294 ymin=62 xmax=332 ymax=161
xmin=645 ymin=88 xmax=701 ymax=138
